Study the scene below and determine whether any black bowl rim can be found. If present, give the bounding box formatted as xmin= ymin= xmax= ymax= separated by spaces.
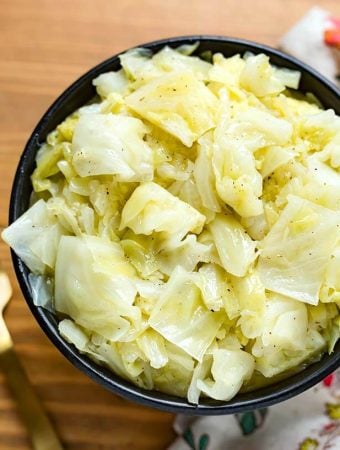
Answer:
xmin=9 ymin=35 xmax=340 ymax=415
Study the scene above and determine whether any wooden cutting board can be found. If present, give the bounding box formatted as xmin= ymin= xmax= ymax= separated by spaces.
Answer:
xmin=0 ymin=0 xmax=339 ymax=448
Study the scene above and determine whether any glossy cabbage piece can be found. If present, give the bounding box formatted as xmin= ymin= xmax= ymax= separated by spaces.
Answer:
xmin=232 ymin=271 xmax=266 ymax=339
xmin=197 ymin=349 xmax=255 ymax=401
xmin=258 ymin=196 xmax=340 ymax=305
xmin=149 ymin=268 xmax=224 ymax=361
xmin=194 ymin=132 xmax=221 ymax=212
xmin=120 ymin=182 xmax=206 ymax=243
xmin=72 ymin=113 xmax=153 ymax=181
xmin=208 ymin=214 xmax=257 ymax=277
xmin=92 ymin=70 xmax=129 ymax=98
xmin=212 ymin=113 xmax=264 ymax=218
xmin=240 ymin=53 xmax=300 ymax=97
xmin=1 ymin=200 xmax=66 ymax=274
xmin=55 ymin=235 xmax=139 ymax=341
xmin=126 ymin=71 xmax=218 ymax=147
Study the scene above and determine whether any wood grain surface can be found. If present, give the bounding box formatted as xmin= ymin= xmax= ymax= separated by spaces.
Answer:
xmin=0 ymin=0 xmax=339 ymax=449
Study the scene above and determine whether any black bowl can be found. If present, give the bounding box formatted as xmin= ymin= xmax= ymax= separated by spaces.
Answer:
xmin=9 ymin=36 xmax=340 ymax=414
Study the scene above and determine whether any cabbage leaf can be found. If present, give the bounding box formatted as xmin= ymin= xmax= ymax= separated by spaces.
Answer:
xmin=149 ymin=267 xmax=224 ymax=361
xmin=197 ymin=349 xmax=255 ymax=401
xmin=126 ymin=71 xmax=218 ymax=147
xmin=120 ymin=182 xmax=206 ymax=242
xmin=72 ymin=113 xmax=153 ymax=181
xmin=55 ymin=235 xmax=139 ymax=341
xmin=209 ymin=214 xmax=257 ymax=277
xmin=258 ymin=196 xmax=340 ymax=305
xmin=1 ymin=199 xmax=66 ymax=274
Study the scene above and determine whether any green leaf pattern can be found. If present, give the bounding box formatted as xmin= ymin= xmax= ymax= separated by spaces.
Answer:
xmin=183 ymin=428 xmax=210 ymax=450
xmin=236 ymin=408 xmax=268 ymax=435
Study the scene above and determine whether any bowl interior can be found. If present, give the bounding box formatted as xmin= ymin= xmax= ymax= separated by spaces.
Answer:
xmin=10 ymin=36 xmax=340 ymax=414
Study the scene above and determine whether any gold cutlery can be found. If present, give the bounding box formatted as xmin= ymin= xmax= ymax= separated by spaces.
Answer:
xmin=0 ymin=270 xmax=64 ymax=450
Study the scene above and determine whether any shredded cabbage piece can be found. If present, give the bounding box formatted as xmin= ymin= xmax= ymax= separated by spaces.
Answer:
xmin=92 ymin=70 xmax=129 ymax=98
xmin=1 ymin=199 xmax=67 ymax=273
xmin=72 ymin=113 xmax=153 ymax=181
xmin=209 ymin=214 xmax=257 ymax=277
xmin=213 ymin=111 xmax=264 ymax=218
xmin=126 ymin=71 xmax=218 ymax=147
xmin=258 ymin=196 xmax=340 ymax=305
xmin=55 ymin=235 xmax=139 ymax=341
xmin=149 ymin=267 xmax=224 ymax=361
xmin=240 ymin=53 xmax=292 ymax=97
xmin=2 ymin=44 xmax=339 ymax=404
xmin=120 ymin=182 xmax=206 ymax=243
xmin=197 ymin=349 xmax=255 ymax=401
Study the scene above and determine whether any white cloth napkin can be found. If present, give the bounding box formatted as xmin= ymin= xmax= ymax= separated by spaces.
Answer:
xmin=169 ymin=371 xmax=340 ymax=450
xmin=280 ymin=6 xmax=339 ymax=85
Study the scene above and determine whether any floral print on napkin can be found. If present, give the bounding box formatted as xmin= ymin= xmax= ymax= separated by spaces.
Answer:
xmin=169 ymin=371 xmax=340 ymax=450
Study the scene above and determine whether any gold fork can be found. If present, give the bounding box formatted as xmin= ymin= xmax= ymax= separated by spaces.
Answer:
xmin=0 ymin=271 xmax=64 ymax=450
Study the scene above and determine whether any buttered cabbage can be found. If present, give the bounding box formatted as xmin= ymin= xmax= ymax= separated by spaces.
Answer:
xmin=2 ymin=44 xmax=339 ymax=404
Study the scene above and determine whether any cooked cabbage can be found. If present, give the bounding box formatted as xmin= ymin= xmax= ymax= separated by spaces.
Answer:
xmin=72 ymin=113 xmax=153 ymax=181
xmin=1 ymin=200 xmax=66 ymax=273
xmin=149 ymin=267 xmax=224 ymax=361
xmin=258 ymin=145 xmax=296 ymax=178
xmin=2 ymin=44 xmax=339 ymax=404
xmin=258 ymin=196 xmax=340 ymax=305
xmin=55 ymin=235 xmax=140 ymax=341
xmin=126 ymin=71 xmax=218 ymax=147
xmin=209 ymin=214 xmax=257 ymax=277
xmin=196 ymin=349 xmax=255 ymax=401
xmin=194 ymin=132 xmax=221 ymax=212
xmin=240 ymin=53 xmax=298 ymax=97
xmin=209 ymin=53 xmax=245 ymax=87
xmin=120 ymin=182 xmax=206 ymax=243
xmin=213 ymin=112 xmax=264 ymax=218
xmin=232 ymin=271 xmax=266 ymax=339
xmin=92 ymin=70 xmax=129 ymax=98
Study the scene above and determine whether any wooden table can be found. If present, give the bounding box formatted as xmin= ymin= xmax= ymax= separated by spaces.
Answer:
xmin=0 ymin=0 xmax=339 ymax=448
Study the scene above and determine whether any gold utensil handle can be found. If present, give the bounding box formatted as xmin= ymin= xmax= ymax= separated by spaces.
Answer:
xmin=0 ymin=345 xmax=64 ymax=450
